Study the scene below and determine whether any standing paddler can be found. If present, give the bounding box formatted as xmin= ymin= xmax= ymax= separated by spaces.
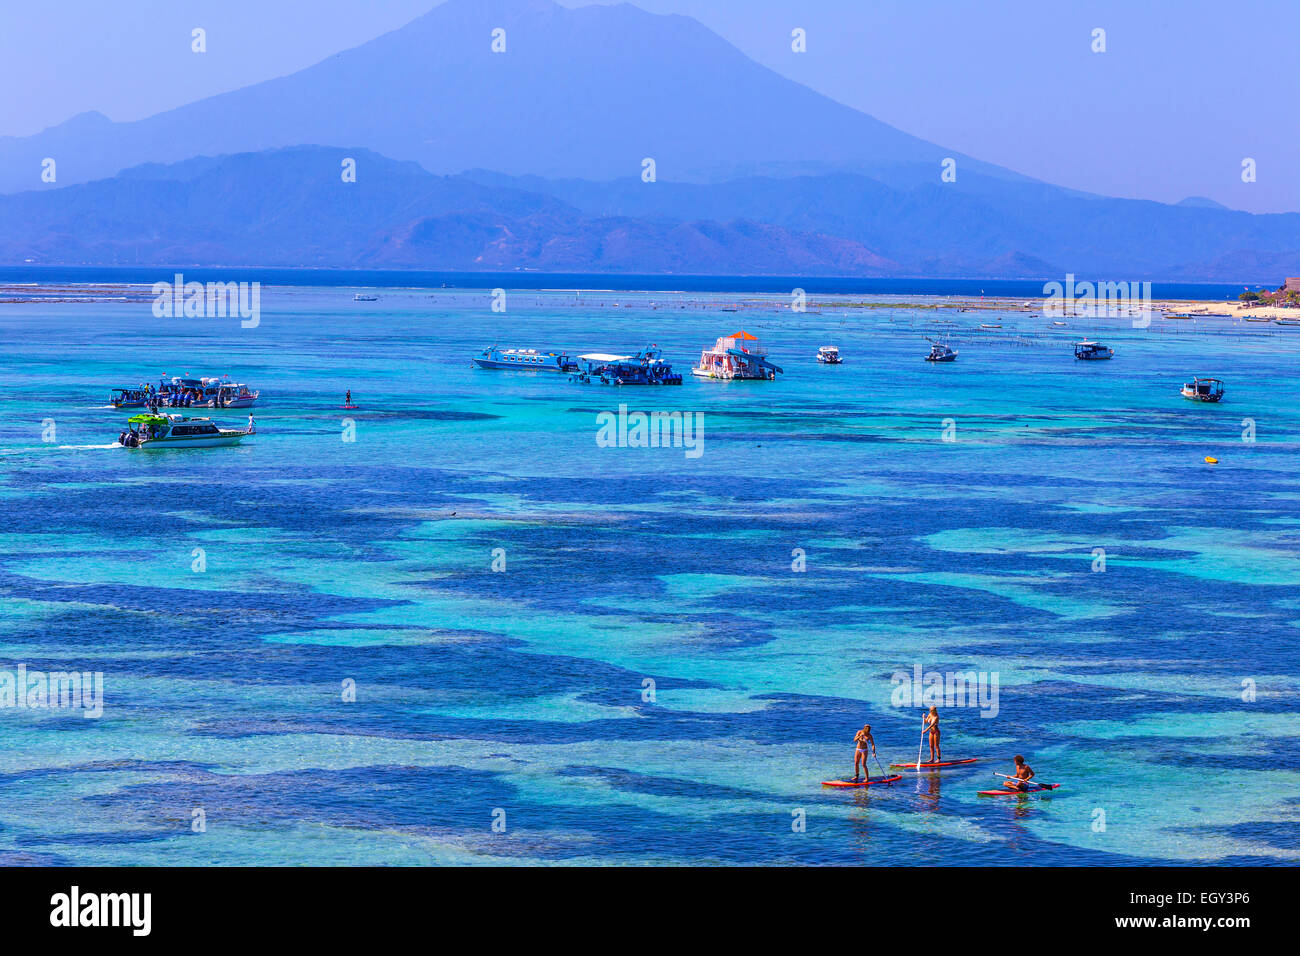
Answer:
xmin=923 ymin=706 xmax=941 ymax=764
xmin=852 ymin=724 xmax=877 ymax=782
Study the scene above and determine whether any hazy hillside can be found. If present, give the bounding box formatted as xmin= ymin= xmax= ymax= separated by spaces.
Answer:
xmin=0 ymin=147 xmax=900 ymax=274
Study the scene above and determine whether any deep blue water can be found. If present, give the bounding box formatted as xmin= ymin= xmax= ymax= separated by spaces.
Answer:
xmin=0 ymin=266 xmax=1258 ymax=300
xmin=0 ymin=285 xmax=1296 ymax=865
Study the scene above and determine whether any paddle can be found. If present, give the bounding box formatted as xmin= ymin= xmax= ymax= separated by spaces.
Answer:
xmin=915 ymin=720 xmax=926 ymax=774
xmin=992 ymin=771 xmax=1054 ymax=792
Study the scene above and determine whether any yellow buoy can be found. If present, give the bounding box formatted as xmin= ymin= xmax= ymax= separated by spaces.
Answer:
xmin=1205 ymin=456 xmax=1218 ymax=464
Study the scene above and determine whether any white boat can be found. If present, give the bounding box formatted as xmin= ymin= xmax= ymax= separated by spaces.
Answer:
xmin=118 ymin=413 xmax=255 ymax=449
xmin=354 ymin=293 xmax=378 ymax=302
xmin=210 ymin=382 xmax=260 ymax=408
xmin=816 ymin=345 xmax=843 ymax=364
xmin=692 ymin=330 xmax=782 ymax=380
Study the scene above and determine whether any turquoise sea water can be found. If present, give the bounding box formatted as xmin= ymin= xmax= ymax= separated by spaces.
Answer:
xmin=1 ymin=286 xmax=1297 ymax=865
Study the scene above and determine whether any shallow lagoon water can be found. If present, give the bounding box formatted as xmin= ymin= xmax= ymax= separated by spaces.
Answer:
xmin=0 ymin=287 xmax=1297 ymax=865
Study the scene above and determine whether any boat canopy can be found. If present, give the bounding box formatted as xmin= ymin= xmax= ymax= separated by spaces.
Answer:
xmin=578 ymin=353 xmax=631 ymax=363
xmin=729 ymin=330 xmax=758 ymax=341
xmin=127 ymin=414 xmax=169 ymax=425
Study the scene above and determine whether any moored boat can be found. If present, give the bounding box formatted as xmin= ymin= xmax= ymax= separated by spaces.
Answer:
xmin=692 ymin=330 xmax=782 ymax=380
xmin=1073 ymin=339 xmax=1114 ymax=360
xmin=473 ymin=345 xmax=578 ymax=373
xmin=924 ymin=337 xmax=957 ymax=362
xmin=1181 ymin=377 xmax=1224 ymax=402
xmin=118 ymin=413 xmax=255 ymax=449
xmin=816 ymin=345 xmax=843 ymax=364
xmin=109 ymin=387 xmax=151 ymax=408
xmin=210 ymin=382 xmax=260 ymax=408
xmin=570 ymin=345 xmax=682 ymax=385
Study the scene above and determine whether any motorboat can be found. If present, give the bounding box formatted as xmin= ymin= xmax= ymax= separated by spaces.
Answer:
xmin=570 ymin=345 xmax=682 ymax=385
xmin=816 ymin=346 xmax=843 ymax=364
xmin=925 ymin=338 xmax=957 ymax=362
xmin=1074 ymin=339 xmax=1114 ymax=360
xmin=109 ymin=387 xmax=151 ymax=408
xmin=1180 ymin=378 xmax=1224 ymax=403
xmin=118 ymin=413 xmax=255 ymax=449
xmin=473 ymin=346 xmax=579 ymax=373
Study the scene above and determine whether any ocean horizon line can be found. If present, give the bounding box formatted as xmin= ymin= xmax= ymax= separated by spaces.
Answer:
xmin=0 ymin=265 xmax=1257 ymax=301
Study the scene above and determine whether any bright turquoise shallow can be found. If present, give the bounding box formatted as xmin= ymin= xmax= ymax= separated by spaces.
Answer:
xmin=0 ymin=287 xmax=1297 ymax=865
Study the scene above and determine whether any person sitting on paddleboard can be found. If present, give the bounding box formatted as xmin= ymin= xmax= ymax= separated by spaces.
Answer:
xmin=923 ymin=706 xmax=940 ymax=763
xmin=852 ymin=724 xmax=876 ymax=782
xmin=1006 ymin=755 xmax=1035 ymax=791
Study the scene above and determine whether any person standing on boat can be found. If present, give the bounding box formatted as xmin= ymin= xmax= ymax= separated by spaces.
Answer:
xmin=923 ymin=706 xmax=941 ymax=764
xmin=852 ymin=724 xmax=877 ymax=782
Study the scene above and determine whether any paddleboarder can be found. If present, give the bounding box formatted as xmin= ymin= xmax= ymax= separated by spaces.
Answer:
xmin=1004 ymin=755 xmax=1035 ymax=792
xmin=852 ymin=724 xmax=877 ymax=782
xmin=923 ymin=706 xmax=941 ymax=764
xmin=345 ymin=390 xmax=352 ymax=406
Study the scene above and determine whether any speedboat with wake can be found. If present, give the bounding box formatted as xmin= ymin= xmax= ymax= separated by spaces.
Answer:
xmin=118 ymin=413 xmax=255 ymax=449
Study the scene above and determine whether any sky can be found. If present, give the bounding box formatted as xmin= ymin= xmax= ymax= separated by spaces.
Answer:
xmin=1 ymin=0 xmax=1295 ymax=212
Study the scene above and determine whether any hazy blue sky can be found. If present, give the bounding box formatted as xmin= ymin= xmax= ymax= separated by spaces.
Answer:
xmin=1 ymin=0 xmax=1295 ymax=211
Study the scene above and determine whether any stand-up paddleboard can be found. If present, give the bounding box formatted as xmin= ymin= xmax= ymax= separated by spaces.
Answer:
xmin=339 ymin=405 xmax=361 ymax=410
xmin=890 ymin=758 xmax=980 ymax=769
xmin=822 ymin=775 xmax=903 ymax=787
xmin=978 ymin=783 xmax=1060 ymax=797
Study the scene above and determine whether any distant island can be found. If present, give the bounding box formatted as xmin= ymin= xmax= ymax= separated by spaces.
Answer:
xmin=2 ymin=0 xmax=1298 ymax=281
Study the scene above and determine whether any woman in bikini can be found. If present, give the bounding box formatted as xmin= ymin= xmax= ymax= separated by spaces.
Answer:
xmin=852 ymin=724 xmax=876 ymax=782
xmin=923 ymin=706 xmax=940 ymax=763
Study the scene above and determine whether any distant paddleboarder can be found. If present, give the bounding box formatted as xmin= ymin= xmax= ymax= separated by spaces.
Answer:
xmin=852 ymin=724 xmax=877 ymax=782
xmin=346 ymin=390 xmax=351 ymax=406
xmin=923 ymin=706 xmax=941 ymax=764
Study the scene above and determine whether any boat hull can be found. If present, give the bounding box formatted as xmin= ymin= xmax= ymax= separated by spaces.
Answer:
xmin=133 ymin=433 xmax=249 ymax=449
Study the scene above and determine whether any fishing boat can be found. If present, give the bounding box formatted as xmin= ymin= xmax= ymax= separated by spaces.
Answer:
xmin=1181 ymin=378 xmax=1224 ymax=402
xmin=1276 ymin=317 xmax=1300 ymax=327
xmin=1073 ymin=339 xmax=1114 ymax=360
xmin=924 ymin=338 xmax=957 ymax=362
xmin=109 ymin=387 xmax=151 ymax=408
xmin=118 ymin=413 xmax=255 ymax=449
xmin=980 ymin=323 xmax=1003 ymax=329
xmin=353 ymin=293 xmax=378 ymax=302
xmin=692 ymin=330 xmax=782 ymax=381
xmin=473 ymin=346 xmax=579 ymax=373
xmin=570 ymin=345 xmax=682 ymax=385
xmin=816 ymin=345 xmax=843 ymax=364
